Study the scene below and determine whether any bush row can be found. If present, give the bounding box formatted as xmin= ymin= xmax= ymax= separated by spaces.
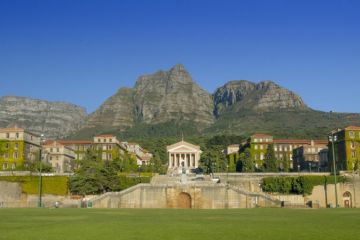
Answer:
xmin=261 ymin=175 xmax=348 ymax=195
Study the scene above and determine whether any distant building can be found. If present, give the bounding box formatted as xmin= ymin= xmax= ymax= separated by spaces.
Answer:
xmin=167 ymin=140 xmax=202 ymax=174
xmin=93 ymin=134 xmax=125 ymax=161
xmin=43 ymin=140 xmax=75 ymax=173
xmin=123 ymin=142 xmax=153 ymax=165
xmin=293 ymin=140 xmax=328 ymax=172
xmin=55 ymin=140 xmax=93 ymax=161
xmin=225 ymin=144 xmax=240 ymax=155
xmin=0 ymin=127 xmax=41 ymax=170
xmin=245 ymin=133 xmax=327 ymax=171
xmin=329 ymin=126 xmax=360 ymax=171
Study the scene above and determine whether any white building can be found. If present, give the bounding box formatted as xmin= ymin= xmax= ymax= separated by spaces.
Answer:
xmin=167 ymin=140 xmax=202 ymax=174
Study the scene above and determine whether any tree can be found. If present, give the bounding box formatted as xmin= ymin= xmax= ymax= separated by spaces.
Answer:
xmin=69 ymin=149 xmax=121 ymax=195
xmin=264 ymin=144 xmax=278 ymax=172
xmin=239 ymin=148 xmax=254 ymax=172
xmin=282 ymin=155 xmax=290 ymax=172
xmin=228 ymin=154 xmax=236 ymax=172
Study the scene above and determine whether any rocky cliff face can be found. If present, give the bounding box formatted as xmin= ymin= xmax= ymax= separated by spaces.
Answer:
xmin=85 ymin=88 xmax=135 ymax=130
xmin=213 ymin=80 xmax=308 ymax=116
xmin=133 ymin=64 xmax=214 ymax=125
xmin=85 ymin=64 xmax=214 ymax=130
xmin=0 ymin=96 xmax=87 ymax=138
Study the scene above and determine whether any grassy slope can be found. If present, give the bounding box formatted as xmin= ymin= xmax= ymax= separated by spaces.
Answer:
xmin=0 ymin=208 xmax=359 ymax=240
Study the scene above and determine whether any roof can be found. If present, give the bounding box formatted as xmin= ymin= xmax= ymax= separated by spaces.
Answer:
xmin=251 ymin=133 xmax=273 ymax=138
xmin=344 ymin=126 xmax=360 ymax=131
xmin=95 ymin=134 xmax=115 ymax=138
xmin=45 ymin=140 xmax=93 ymax=145
xmin=274 ymin=139 xmax=327 ymax=145
xmin=167 ymin=140 xmax=201 ymax=152
xmin=0 ymin=127 xmax=39 ymax=137
xmin=43 ymin=140 xmax=65 ymax=147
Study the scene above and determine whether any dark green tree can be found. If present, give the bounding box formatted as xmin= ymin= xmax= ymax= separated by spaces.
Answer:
xmin=264 ymin=144 xmax=278 ymax=172
xmin=69 ymin=149 xmax=121 ymax=195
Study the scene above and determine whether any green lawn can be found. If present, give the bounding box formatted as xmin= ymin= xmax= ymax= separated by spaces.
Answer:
xmin=0 ymin=208 xmax=359 ymax=240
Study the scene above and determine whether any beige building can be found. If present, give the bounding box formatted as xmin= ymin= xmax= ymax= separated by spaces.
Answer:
xmin=43 ymin=141 xmax=75 ymax=173
xmin=0 ymin=127 xmax=41 ymax=170
xmin=93 ymin=134 xmax=125 ymax=161
xmin=293 ymin=141 xmax=328 ymax=172
xmin=123 ymin=142 xmax=153 ymax=165
xmin=167 ymin=140 xmax=202 ymax=174
xmin=225 ymin=144 xmax=240 ymax=155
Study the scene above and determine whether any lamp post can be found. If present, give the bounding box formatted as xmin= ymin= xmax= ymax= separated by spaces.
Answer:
xmin=329 ymin=134 xmax=338 ymax=208
xmin=138 ymin=165 xmax=141 ymax=183
xmin=226 ymin=164 xmax=229 ymax=185
xmin=38 ymin=134 xmax=44 ymax=208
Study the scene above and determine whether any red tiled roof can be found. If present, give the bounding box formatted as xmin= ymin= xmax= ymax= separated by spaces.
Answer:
xmin=251 ymin=133 xmax=273 ymax=138
xmin=273 ymin=139 xmax=327 ymax=145
xmin=58 ymin=140 xmax=93 ymax=145
xmin=344 ymin=126 xmax=360 ymax=131
xmin=95 ymin=134 xmax=115 ymax=138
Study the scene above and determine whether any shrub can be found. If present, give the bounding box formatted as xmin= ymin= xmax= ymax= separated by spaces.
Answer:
xmin=261 ymin=175 xmax=348 ymax=195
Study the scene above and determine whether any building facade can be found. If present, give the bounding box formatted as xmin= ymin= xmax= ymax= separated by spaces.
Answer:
xmin=43 ymin=141 xmax=75 ymax=173
xmin=123 ymin=142 xmax=153 ymax=165
xmin=0 ymin=127 xmax=41 ymax=170
xmin=93 ymin=134 xmax=125 ymax=161
xmin=246 ymin=133 xmax=327 ymax=171
xmin=329 ymin=126 xmax=360 ymax=171
xmin=292 ymin=141 xmax=328 ymax=172
xmin=167 ymin=140 xmax=202 ymax=174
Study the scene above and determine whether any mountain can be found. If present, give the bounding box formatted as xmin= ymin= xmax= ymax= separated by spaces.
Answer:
xmin=81 ymin=64 xmax=214 ymax=135
xmin=213 ymin=80 xmax=308 ymax=117
xmin=2 ymin=64 xmax=360 ymax=140
xmin=0 ymin=96 xmax=87 ymax=138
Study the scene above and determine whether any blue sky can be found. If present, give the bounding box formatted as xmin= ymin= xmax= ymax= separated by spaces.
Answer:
xmin=0 ymin=0 xmax=359 ymax=113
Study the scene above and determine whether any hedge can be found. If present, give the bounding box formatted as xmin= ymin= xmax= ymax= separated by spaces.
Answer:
xmin=0 ymin=176 xmax=69 ymax=195
xmin=261 ymin=175 xmax=348 ymax=195
xmin=118 ymin=175 xmax=151 ymax=190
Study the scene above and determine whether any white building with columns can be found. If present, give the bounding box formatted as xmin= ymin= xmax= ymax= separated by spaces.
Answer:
xmin=167 ymin=140 xmax=202 ymax=174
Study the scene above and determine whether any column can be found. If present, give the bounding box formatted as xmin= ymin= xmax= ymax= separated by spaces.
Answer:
xmin=168 ymin=153 xmax=171 ymax=168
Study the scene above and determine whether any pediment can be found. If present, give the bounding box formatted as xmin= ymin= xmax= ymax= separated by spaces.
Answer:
xmin=167 ymin=141 xmax=201 ymax=152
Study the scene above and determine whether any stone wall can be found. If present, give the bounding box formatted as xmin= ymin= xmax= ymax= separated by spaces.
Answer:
xmin=90 ymin=183 xmax=280 ymax=209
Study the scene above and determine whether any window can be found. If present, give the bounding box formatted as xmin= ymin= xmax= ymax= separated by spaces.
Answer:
xmin=2 ymin=163 xmax=8 ymax=169
xmin=13 ymin=152 xmax=18 ymax=159
xmin=260 ymin=154 xmax=264 ymax=160
xmin=56 ymin=148 xmax=59 ymax=152
xmin=103 ymin=139 xmax=106 ymax=143
xmin=284 ymin=147 xmax=287 ymax=151
xmin=6 ymin=133 xmax=9 ymax=138
xmin=254 ymin=139 xmax=258 ymax=143
xmin=352 ymin=151 xmax=356 ymax=158
xmin=350 ymin=131 xmax=355 ymax=138
xmin=109 ymin=139 xmax=112 ymax=143
xmin=4 ymin=153 xmax=8 ymax=159
xmin=274 ymin=146 xmax=278 ymax=151
xmin=15 ymin=132 xmax=19 ymax=138
xmin=351 ymin=141 xmax=355 ymax=149
xmin=260 ymin=145 xmax=263 ymax=150
xmin=50 ymin=148 xmax=53 ymax=153
xmin=279 ymin=146 xmax=282 ymax=151
xmin=98 ymin=139 xmax=101 ymax=143
xmin=5 ymin=143 xmax=9 ymax=149
xmin=12 ymin=163 xmax=16 ymax=169
xmin=254 ymin=145 xmax=258 ymax=150
xmin=50 ymin=156 xmax=53 ymax=160
xmin=260 ymin=139 xmax=263 ymax=143
xmin=14 ymin=143 xmax=18 ymax=149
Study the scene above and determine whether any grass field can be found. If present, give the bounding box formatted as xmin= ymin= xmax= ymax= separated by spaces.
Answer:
xmin=0 ymin=208 xmax=359 ymax=240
